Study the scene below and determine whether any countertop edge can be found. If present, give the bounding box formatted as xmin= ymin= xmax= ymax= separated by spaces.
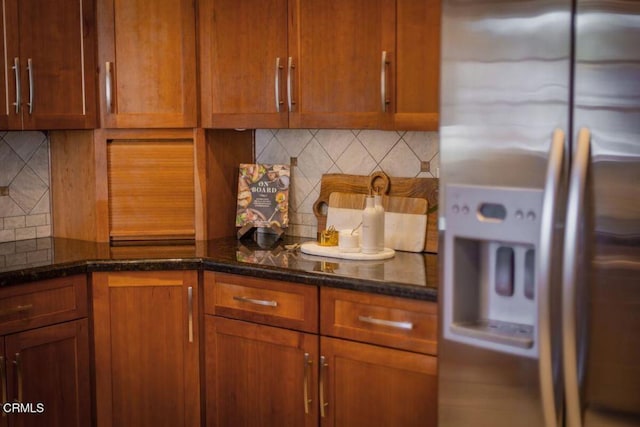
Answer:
xmin=1 ymin=257 xmax=438 ymax=302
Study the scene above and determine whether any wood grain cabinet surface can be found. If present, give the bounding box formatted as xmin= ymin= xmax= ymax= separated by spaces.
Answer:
xmin=92 ymin=271 xmax=200 ymax=427
xmin=204 ymin=272 xmax=438 ymax=427
xmin=204 ymin=272 xmax=319 ymax=427
xmin=0 ymin=275 xmax=91 ymax=427
xmin=199 ymin=0 xmax=290 ymax=129
xmin=97 ymin=0 xmax=197 ymax=128
xmin=200 ymin=0 xmax=440 ymax=130
xmin=320 ymin=287 xmax=438 ymax=427
xmin=0 ymin=0 xmax=97 ymax=130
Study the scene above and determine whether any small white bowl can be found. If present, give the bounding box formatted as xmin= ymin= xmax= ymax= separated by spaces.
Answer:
xmin=339 ymin=229 xmax=360 ymax=253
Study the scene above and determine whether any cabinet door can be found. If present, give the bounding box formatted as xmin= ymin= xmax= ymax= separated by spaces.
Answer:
xmin=9 ymin=0 xmax=97 ymax=130
xmin=394 ymin=0 xmax=441 ymax=130
xmin=290 ymin=0 xmax=395 ymax=129
xmin=4 ymin=319 xmax=91 ymax=427
xmin=200 ymin=0 xmax=289 ymax=129
xmin=206 ymin=316 xmax=318 ymax=427
xmin=97 ymin=0 xmax=197 ymax=128
xmin=320 ymin=336 xmax=437 ymax=427
xmin=92 ymin=271 xmax=200 ymax=427
xmin=107 ymin=138 xmax=196 ymax=241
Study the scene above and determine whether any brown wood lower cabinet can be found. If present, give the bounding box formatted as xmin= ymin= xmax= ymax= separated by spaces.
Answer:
xmin=319 ymin=336 xmax=437 ymax=427
xmin=204 ymin=272 xmax=438 ymax=427
xmin=0 ymin=275 xmax=90 ymax=427
xmin=205 ymin=316 xmax=319 ymax=427
xmin=92 ymin=271 xmax=200 ymax=427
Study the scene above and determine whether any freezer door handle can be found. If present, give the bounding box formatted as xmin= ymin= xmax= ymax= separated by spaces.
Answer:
xmin=562 ymin=127 xmax=591 ymax=427
xmin=538 ymin=128 xmax=566 ymax=427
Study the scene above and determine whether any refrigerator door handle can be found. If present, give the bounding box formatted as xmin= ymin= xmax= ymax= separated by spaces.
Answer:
xmin=538 ymin=128 xmax=566 ymax=427
xmin=562 ymin=127 xmax=591 ymax=427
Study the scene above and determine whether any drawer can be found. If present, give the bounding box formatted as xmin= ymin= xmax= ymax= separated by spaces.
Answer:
xmin=321 ymin=287 xmax=437 ymax=355
xmin=205 ymin=272 xmax=318 ymax=333
xmin=0 ymin=275 xmax=88 ymax=335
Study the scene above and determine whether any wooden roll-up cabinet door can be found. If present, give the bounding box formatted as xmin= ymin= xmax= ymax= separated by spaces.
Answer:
xmin=107 ymin=139 xmax=195 ymax=241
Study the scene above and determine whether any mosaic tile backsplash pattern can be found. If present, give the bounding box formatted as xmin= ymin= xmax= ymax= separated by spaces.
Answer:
xmin=0 ymin=131 xmax=51 ymax=250
xmin=255 ymin=129 xmax=439 ymax=238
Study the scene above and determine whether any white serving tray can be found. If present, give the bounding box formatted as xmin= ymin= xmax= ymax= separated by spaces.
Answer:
xmin=300 ymin=242 xmax=395 ymax=260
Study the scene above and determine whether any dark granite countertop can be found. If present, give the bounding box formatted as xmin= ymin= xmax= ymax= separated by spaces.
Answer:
xmin=0 ymin=236 xmax=438 ymax=302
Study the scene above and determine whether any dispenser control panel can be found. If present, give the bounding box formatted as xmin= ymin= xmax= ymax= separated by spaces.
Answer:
xmin=442 ymin=184 xmax=544 ymax=358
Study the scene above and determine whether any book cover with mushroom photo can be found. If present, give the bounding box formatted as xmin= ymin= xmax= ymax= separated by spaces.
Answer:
xmin=236 ymin=163 xmax=290 ymax=229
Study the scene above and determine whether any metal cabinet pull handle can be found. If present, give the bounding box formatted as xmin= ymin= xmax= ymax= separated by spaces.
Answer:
xmin=287 ymin=56 xmax=295 ymax=112
xmin=188 ymin=286 xmax=194 ymax=343
xmin=0 ymin=304 xmax=33 ymax=317
xmin=12 ymin=57 xmax=20 ymax=114
xmin=358 ymin=315 xmax=413 ymax=330
xmin=105 ymin=61 xmax=113 ymax=114
xmin=319 ymin=355 xmax=328 ymax=418
xmin=380 ymin=51 xmax=390 ymax=112
xmin=538 ymin=128 xmax=566 ymax=427
xmin=232 ymin=295 xmax=278 ymax=307
xmin=13 ymin=353 xmax=22 ymax=403
xmin=0 ymin=356 xmax=6 ymax=417
xmin=562 ymin=128 xmax=591 ymax=427
xmin=27 ymin=58 xmax=34 ymax=114
xmin=303 ymin=352 xmax=312 ymax=414
xmin=275 ymin=57 xmax=283 ymax=112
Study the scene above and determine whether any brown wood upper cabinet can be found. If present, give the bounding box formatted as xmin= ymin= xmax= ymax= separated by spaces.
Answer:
xmin=199 ymin=0 xmax=440 ymax=130
xmin=0 ymin=0 xmax=97 ymax=130
xmin=97 ymin=0 xmax=197 ymax=128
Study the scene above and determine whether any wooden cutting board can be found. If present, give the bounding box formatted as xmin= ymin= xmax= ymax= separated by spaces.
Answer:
xmin=313 ymin=173 xmax=439 ymax=253
xmin=326 ymin=193 xmax=428 ymax=253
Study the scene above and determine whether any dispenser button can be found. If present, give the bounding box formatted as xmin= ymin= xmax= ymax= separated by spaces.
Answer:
xmin=452 ymin=204 xmax=460 ymax=213
xmin=515 ymin=210 xmax=524 ymax=219
xmin=495 ymin=246 xmax=515 ymax=297
xmin=527 ymin=211 xmax=536 ymax=221
xmin=462 ymin=205 xmax=470 ymax=215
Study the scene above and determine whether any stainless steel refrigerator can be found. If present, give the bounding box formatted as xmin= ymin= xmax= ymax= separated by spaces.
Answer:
xmin=438 ymin=0 xmax=640 ymax=426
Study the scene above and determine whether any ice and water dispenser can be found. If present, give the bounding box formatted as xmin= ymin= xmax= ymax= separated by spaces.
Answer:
xmin=443 ymin=184 xmax=543 ymax=358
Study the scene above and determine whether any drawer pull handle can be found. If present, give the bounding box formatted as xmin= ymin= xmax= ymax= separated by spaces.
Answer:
xmin=13 ymin=353 xmax=22 ymax=403
xmin=105 ymin=61 xmax=114 ymax=113
xmin=27 ymin=58 xmax=34 ymax=115
xmin=358 ymin=315 xmax=413 ymax=330
xmin=287 ymin=56 xmax=295 ymax=111
xmin=232 ymin=296 xmax=278 ymax=307
xmin=380 ymin=50 xmax=390 ymax=112
xmin=303 ymin=352 xmax=312 ymax=414
xmin=275 ymin=57 xmax=283 ymax=112
xmin=12 ymin=57 xmax=20 ymax=114
xmin=188 ymin=286 xmax=194 ymax=343
xmin=319 ymin=355 xmax=328 ymax=418
xmin=0 ymin=304 xmax=33 ymax=317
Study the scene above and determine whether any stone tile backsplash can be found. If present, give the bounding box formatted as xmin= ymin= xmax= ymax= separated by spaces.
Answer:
xmin=255 ymin=129 xmax=439 ymax=238
xmin=0 ymin=129 xmax=438 ymax=244
xmin=0 ymin=131 xmax=51 ymax=244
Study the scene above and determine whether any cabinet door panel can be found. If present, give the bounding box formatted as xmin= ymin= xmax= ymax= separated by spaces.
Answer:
xmin=17 ymin=0 xmax=96 ymax=129
xmin=206 ymin=316 xmax=318 ymax=427
xmin=5 ymin=319 xmax=91 ymax=427
xmin=92 ymin=271 xmax=200 ymax=427
xmin=291 ymin=0 xmax=395 ymax=129
xmin=320 ymin=336 xmax=437 ymax=427
xmin=107 ymin=139 xmax=196 ymax=241
xmin=98 ymin=0 xmax=197 ymax=128
xmin=200 ymin=0 xmax=289 ymax=128
xmin=395 ymin=0 xmax=440 ymax=130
